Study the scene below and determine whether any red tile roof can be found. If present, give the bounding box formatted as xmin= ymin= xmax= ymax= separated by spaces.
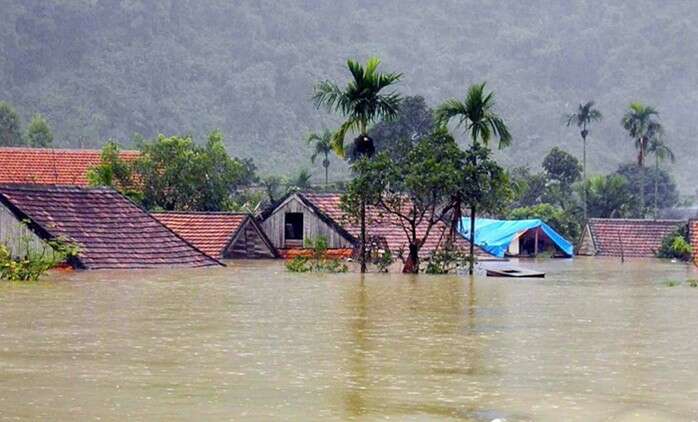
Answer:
xmin=0 ymin=147 xmax=139 ymax=186
xmin=586 ymin=218 xmax=685 ymax=257
xmin=299 ymin=192 xmax=489 ymax=258
xmin=0 ymin=184 xmax=221 ymax=269
xmin=153 ymin=212 xmax=270 ymax=258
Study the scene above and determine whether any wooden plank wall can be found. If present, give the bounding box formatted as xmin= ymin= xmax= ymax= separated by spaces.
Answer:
xmin=260 ymin=196 xmax=353 ymax=249
xmin=0 ymin=202 xmax=53 ymax=258
xmin=224 ymin=219 xmax=276 ymax=258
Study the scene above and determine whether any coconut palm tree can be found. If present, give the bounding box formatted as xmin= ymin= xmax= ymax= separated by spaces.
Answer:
xmin=621 ymin=102 xmax=661 ymax=217
xmin=565 ymin=101 xmax=602 ymax=222
xmin=647 ymin=135 xmax=674 ymax=219
xmin=307 ymin=130 xmax=333 ymax=187
xmin=313 ymin=57 xmax=402 ymax=158
xmin=435 ymin=82 xmax=512 ymax=275
xmin=313 ymin=57 xmax=402 ymax=273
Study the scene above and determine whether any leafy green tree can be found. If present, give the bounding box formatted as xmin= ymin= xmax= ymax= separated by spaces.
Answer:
xmin=25 ymin=114 xmax=53 ymax=147
xmin=342 ymin=129 xmax=463 ymax=273
xmin=0 ymin=101 xmax=23 ymax=146
xmin=621 ymin=102 xmax=662 ymax=217
xmin=134 ymin=131 xmax=254 ymax=211
xmin=262 ymin=175 xmax=285 ymax=203
xmin=359 ymin=95 xmax=434 ymax=162
xmin=313 ymin=57 xmax=402 ymax=157
xmin=307 ymin=130 xmax=333 ymax=187
xmin=542 ymin=147 xmax=581 ymax=187
xmin=510 ymin=167 xmax=548 ymax=208
xmin=613 ymin=163 xmax=678 ymax=217
xmin=579 ymin=174 xmax=635 ymax=218
xmin=647 ymin=137 xmax=675 ymax=219
xmin=87 ymin=141 xmax=140 ymax=201
xmin=565 ymin=101 xmax=602 ymax=221
xmin=435 ymin=82 xmax=512 ymax=266
xmin=458 ymin=143 xmax=513 ymax=274
xmin=313 ymin=56 xmax=402 ymax=273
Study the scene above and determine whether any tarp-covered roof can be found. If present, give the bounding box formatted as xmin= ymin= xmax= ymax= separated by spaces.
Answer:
xmin=459 ymin=218 xmax=574 ymax=257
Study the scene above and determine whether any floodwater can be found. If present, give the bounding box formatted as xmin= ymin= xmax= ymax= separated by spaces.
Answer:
xmin=1 ymin=258 xmax=697 ymax=421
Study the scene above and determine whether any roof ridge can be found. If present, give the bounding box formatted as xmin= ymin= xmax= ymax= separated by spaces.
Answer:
xmin=589 ymin=218 xmax=686 ymax=224
xmin=0 ymin=146 xmax=139 ymax=154
xmin=151 ymin=211 xmax=250 ymax=216
xmin=0 ymin=183 xmax=118 ymax=193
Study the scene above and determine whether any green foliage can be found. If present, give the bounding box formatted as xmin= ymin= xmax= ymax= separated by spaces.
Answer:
xmin=688 ymin=280 xmax=698 ymax=288
xmin=343 ymin=128 xmax=465 ymax=273
xmin=542 ymin=147 xmax=581 ymax=187
xmin=1 ymin=236 xmax=79 ymax=282
xmin=25 ymin=114 xmax=53 ymax=147
xmin=580 ymin=174 xmax=636 ymax=218
xmin=87 ymin=141 xmax=142 ymax=202
xmin=508 ymin=203 xmax=581 ymax=242
xmin=510 ymin=167 xmax=548 ymax=208
xmin=613 ymin=163 xmax=678 ymax=215
xmin=370 ymin=250 xmax=394 ymax=273
xmin=435 ymin=82 xmax=512 ymax=148
xmin=351 ymin=95 xmax=434 ymax=162
xmin=0 ymin=101 xmax=23 ymax=146
xmin=425 ymin=247 xmax=466 ymax=274
xmin=285 ymin=236 xmax=348 ymax=273
xmin=565 ymin=101 xmax=603 ymax=134
xmin=307 ymin=129 xmax=334 ymax=185
xmin=459 ymin=143 xmax=513 ymax=216
xmin=313 ymin=57 xmax=402 ymax=157
xmin=134 ymin=131 xmax=256 ymax=211
xmin=657 ymin=226 xmax=692 ymax=261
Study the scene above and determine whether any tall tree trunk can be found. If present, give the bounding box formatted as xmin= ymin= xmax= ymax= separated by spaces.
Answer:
xmin=639 ymin=163 xmax=645 ymax=219
xmin=582 ymin=130 xmax=587 ymax=223
xmin=324 ymin=162 xmax=329 ymax=188
xmin=360 ymin=198 xmax=367 ymax=273
xmin=468 ymin=204 xmax=476 ymax=275
xmin=654 ymin=154 xmax=659 ymax=220
xmin=403 ymin=243 xmax=419 ymax=273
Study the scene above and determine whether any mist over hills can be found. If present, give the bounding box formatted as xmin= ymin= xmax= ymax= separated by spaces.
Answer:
xmin=1 ymin=0 xmax=696 ymax=193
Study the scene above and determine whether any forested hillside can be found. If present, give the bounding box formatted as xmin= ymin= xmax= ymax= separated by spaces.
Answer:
xmin=1 ymin=0 xmax=696 ymax=193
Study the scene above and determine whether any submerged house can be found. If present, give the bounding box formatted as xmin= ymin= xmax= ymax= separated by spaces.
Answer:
xmin=0 ymin=147 xmax=139 ymax=186
xmin=578 ymin=218 xmax=685 ymax=258
xmin=459 ymin=218 xmax=574 ymax=258
xmin=258 ymin=192 xmax=489 ymax=259
xmin=0 ymin=184 xmax=221 ymax=269
xmin=152 ymin=212 xmax=277 ymax=259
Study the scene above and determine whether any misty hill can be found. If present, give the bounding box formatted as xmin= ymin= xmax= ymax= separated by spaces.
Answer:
xmin=1 ymin=1 xmax=696 ymax=193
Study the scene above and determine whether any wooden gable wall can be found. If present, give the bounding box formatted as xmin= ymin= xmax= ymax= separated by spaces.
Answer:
xmin=0 ymin=201 xmax=53 ymax=258
xmin=260 ymin=195 xmax=353 ymax=249
xmin=224 ymin=218 xmax=277 ymax=259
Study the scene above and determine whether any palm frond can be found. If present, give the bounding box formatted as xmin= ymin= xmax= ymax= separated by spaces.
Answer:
xmin=332 ymin=117 xmax=362 ymax=157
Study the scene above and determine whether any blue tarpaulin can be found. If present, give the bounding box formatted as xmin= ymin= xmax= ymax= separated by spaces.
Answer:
xmin=459 ymin=218 xmax=574 ymax=258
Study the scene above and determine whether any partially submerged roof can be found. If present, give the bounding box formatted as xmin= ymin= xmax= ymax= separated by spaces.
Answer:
xmin=265 ymin=192 xmax=490 ymax=258
xmin=459 ymin=218 xmax=574 ymax=258
xmin=0 ymin=184 xmax=221 ymax=269
xmin=580 ymin=218 xmax=685 ymax=257
xmin=0 ymin=147 xmax=139 ymax=186
xmin=152 ymin=212 xmax=277 ymax=259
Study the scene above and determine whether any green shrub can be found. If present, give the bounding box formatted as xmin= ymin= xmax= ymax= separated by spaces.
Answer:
xmin=285 ymin=236 xmax=348 ymax=273
xmin=425 ymin=247 xmax=466 ymax=274
xmin=657 ymin=226 xmax=692 ymax=261
xmin=0 ymin=237 xmax=79 ymax=282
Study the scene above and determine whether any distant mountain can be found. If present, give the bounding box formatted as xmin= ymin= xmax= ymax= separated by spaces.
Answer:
xmin=2 ymin=0 xmax=696 ymax=194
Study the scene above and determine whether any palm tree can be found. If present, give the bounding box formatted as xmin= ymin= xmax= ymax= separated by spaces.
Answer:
xmin=313 ymin=57 xmax=402 ymax=158
xmin=621 ymin=102 xmax=661 ymax=217
xmin=307 ymin=130 xmax=333 ymax=187
xmin=647 ymin=135 xmax=674 ymax=219
xmin=435 ymin=82 xmax=512 ymax=275
xmin=565 ymin=101 xmax=602 ymax=222
xmin=313 ymin=57 xmax=402 ymax=273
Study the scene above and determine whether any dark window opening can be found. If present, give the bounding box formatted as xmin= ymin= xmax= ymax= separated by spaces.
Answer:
xmin=284 ymin=213 xmax=304 ymax=241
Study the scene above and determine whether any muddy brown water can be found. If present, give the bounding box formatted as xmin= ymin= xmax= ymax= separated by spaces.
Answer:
xmin=0 ymin=257 xmax=697 ymax=421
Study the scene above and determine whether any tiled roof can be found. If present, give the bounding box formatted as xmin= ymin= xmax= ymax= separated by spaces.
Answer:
xmin=0 ymin=184 xmax=221 ymax=269
xmin=152 ymin=212 xmax=249 ymax=258
xmin=299 ymin=192 xmax=489 ymax=258
xmin=587 ymin=218 xmax=685 ymax=257
xmin=0 ymin=147 xmax=139 ymax=186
